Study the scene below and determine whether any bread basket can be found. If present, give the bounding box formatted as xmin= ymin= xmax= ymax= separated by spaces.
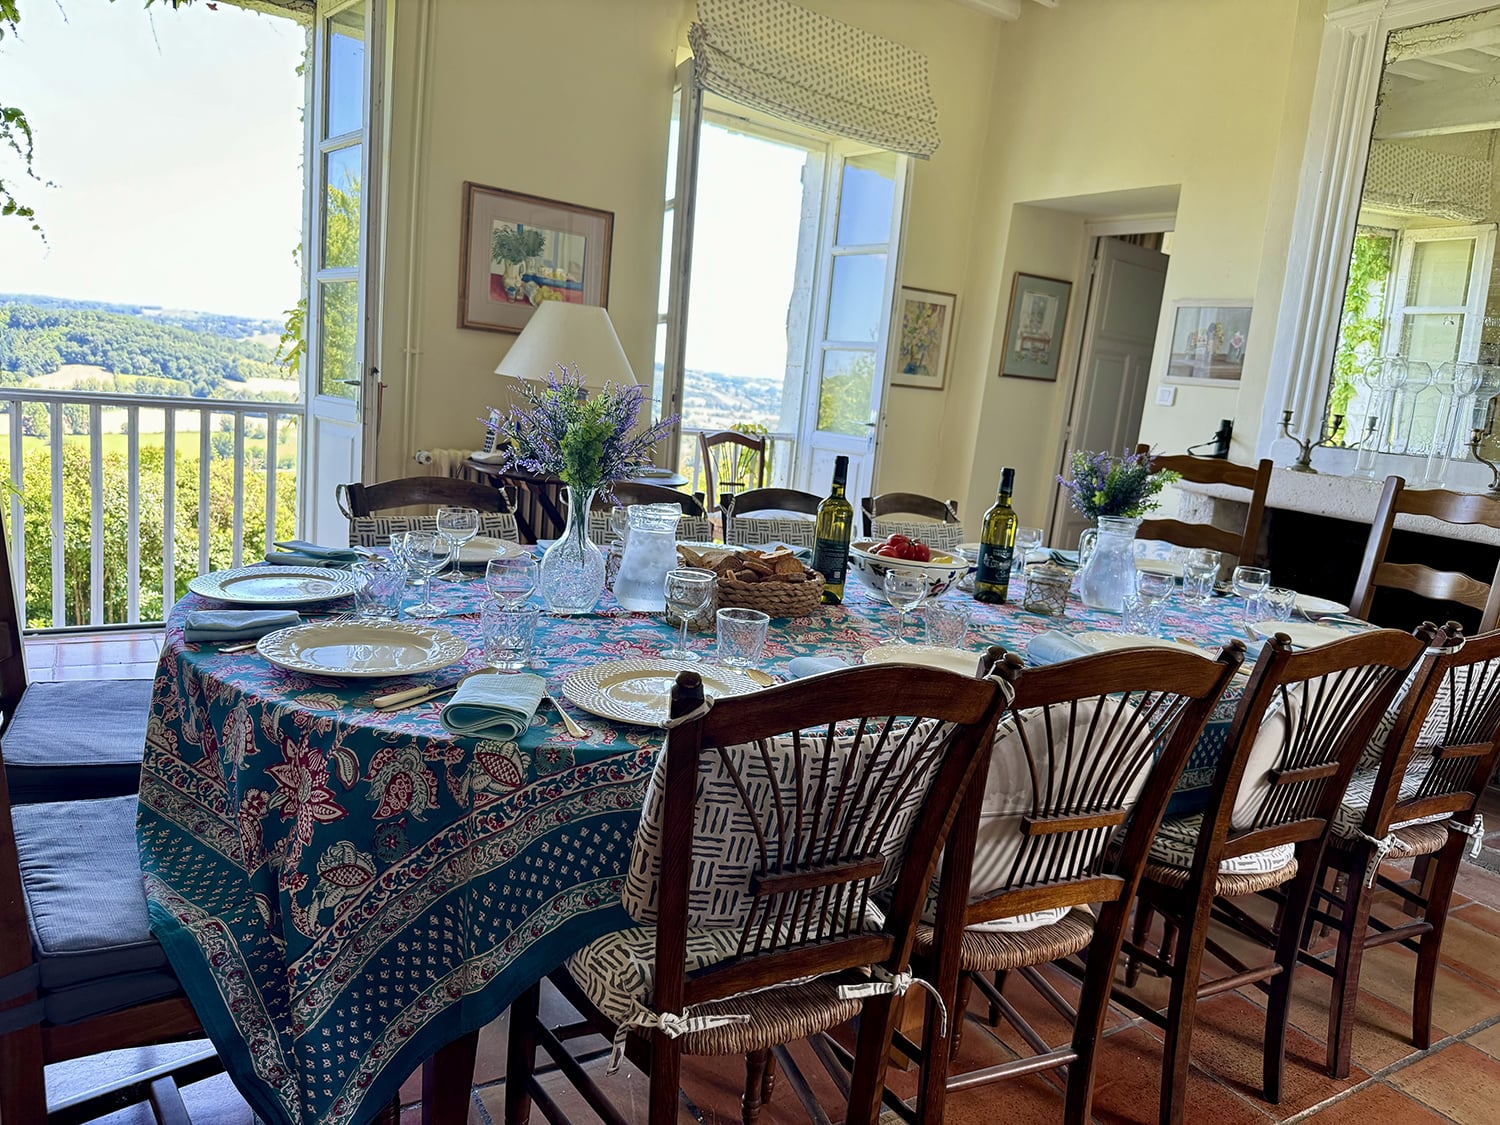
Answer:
xmin=715 ymin=570 xmax=826 ymax=619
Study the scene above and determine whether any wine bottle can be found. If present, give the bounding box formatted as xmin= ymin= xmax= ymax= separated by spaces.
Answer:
xmin=974 ymin=467 xmax=1018 ymax=604
xmin=812 ymin=455 xmax=855 ymax=605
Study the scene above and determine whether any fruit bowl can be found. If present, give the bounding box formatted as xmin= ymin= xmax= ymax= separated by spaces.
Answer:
xmin=848 ymin=540 xmax=973 ymax=599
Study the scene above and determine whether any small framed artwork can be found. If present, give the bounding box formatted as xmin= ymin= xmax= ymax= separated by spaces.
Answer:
xmin=1000 ymin=273 xmax=1072 ymax=381
xmin=1164 ymin=300 xmax=1252 ymax=385
xmin=458 ymin=182 xmax=614 ymax=334
xmin=892 ymin=287 xmax=957 ymax=390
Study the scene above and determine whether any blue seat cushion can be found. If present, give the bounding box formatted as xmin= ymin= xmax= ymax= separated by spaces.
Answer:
xmin=4 ymin=678 xmax=152 ymax=803
xmin=12 ymin=795 xmax=173 ymax=1000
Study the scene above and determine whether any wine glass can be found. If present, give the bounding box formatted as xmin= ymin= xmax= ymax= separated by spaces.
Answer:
xmin=1231 ymin=565 xmax=1271 ymax=625
xmin=1135 ymin=569 xmax=1176 ymax=636
xmin=883 ymin=569 xmax=928 ymax=644
xmin=1012 ymin=527 xmax=1044 ymax=581
xmin=435 ymin=506 xmax=480 ymax=582
xmin=485 ymin=555 xmax=539 ymax=608
xmin=662 ymin=568 xmax=716 ymax=660
xmin=403 ymin=531 xmax=453 ymax=618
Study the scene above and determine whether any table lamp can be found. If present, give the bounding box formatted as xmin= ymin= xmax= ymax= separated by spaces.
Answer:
xmin=493 ymin=303 xmax=637 ymax=391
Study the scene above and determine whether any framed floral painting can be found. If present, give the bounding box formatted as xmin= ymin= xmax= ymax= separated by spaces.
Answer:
xmin=1164 ymin=300 xmax=1252 ymax=385
xmin=458 ymin=182 xmax=614 ymax=334
xmin=892 ymin=287 xmax=957 ymax=390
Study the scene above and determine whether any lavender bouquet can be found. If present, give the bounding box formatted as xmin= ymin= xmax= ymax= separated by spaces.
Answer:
xmin=1057 ymin=448 xmax=1178 ymax=521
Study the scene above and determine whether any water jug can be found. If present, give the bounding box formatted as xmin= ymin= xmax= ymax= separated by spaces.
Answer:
xmin=613 ymin=503 xmax=682 ymax=612
xmin=1078 ymin=516 xmax=1141 ymax=613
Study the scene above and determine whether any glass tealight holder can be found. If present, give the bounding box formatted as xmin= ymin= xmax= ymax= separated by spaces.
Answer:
xmin=1022 ymin=562 xmax=1071 ymax=617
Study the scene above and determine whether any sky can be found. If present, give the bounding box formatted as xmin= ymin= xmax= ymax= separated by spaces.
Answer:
xmin=0 ymin=1 xmax=306 ymax=321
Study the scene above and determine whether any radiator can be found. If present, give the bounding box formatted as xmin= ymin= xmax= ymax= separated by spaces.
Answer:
xmin=413 ymin=448 xmax=479 ymax=479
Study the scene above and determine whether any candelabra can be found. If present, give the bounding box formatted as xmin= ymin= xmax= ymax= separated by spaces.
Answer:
xmin=1278 ymin=408 xmax=1344 ymax=473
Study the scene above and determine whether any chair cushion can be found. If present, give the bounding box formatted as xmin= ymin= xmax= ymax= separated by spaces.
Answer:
xmin=1150 ymin=813 xmax=1295 ymax=875
xmin=870 ymin=518 xmax=964 ymax=552
xmin=588 ymin=511 xmax=714 ymax=544
xmin=4 ymin=679 xmax=152 ymax=803
xmin=12 ymin=795 xmax=171 ymax=992
xmin=348 ymin=512 xmax=519 ymax=548
xmin=727 ymin=516 xmax=816 ymax=549
xmin=1331 ymin=755 xmax=1449 ymax=840
xmin=568 ymin=925 xmax=747 ymax=1026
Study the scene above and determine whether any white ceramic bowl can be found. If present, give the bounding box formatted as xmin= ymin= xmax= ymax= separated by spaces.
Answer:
xmin=848 ymin=539 xmax=973 ymax=599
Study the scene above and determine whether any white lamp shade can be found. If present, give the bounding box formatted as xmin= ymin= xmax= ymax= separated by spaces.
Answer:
xmin=493 ymin=303 xmax=637 ymax=388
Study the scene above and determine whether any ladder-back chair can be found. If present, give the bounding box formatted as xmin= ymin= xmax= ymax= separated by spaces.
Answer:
xmin=1134 ymin=445 xmax=1273 ymax=567
xmin=699 ymin=430 xmax=767 ymax=513
xmin=861 ymin=493 xmax=964 ymax=551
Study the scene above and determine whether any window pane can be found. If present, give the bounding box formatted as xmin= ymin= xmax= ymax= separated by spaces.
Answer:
xmin=825 ymin=253 xmax=886 ymax=343
xmin=319 ymin=279 xmax=359 ymax=398
xmin=1399 ymin=312 xmax=1463 ymax=365
xmin=1409 ymin=239 xmax=1474 ymax=307
xmin=835 ymin=151 xmax=897 ymax=246
xmin=665 ymin=89 xmax=681 ymax=202
xmin=326 ymin=3 xmax=365 ymax=139
xmin=658 ymin=206 xmax=674 ymax=317
xmin=816 ymin=349 xmax=875 ymax=436
xmin=652 ymin=320 xmax=667 ymax=421
xmin=323 ymin=145 xmax=361 ymax=269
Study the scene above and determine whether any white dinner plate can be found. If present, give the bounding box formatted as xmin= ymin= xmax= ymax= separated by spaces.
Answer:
xmin=1248 ymin=619 xmax=1365 ymax=649
xmin=1295 ymin=593 xmax=1350 ymax=619
xmin=862 ymin=644 xmax=981 ymax=677
xmin=1073 ymin=631 xmax=1207 ymax=657
xmin=256 ymin=621 xmax=467 ymax=678
xmin=188 ymin=566 xmax=365 ymax=607
xmin=560 ymin=659 xmax=763 ymax=727
xmin=457 ymin=537 xmax=526 ymax=566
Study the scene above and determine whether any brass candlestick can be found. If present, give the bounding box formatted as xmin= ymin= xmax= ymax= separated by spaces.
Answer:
xmin=1278 ymin=409 xmax=1344 ymax=473
xmin=1470 ymin=426 xmax=1500 ymax=498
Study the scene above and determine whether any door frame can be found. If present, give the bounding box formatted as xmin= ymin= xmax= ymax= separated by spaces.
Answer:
xmin=1045 ymin=213 xmax=1177 ymax=541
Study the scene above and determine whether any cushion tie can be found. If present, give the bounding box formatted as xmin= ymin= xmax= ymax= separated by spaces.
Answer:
xmin=838 ymin=966 xmax=949 ymax=1038
xmin=607 ymin=1005 xmax=752 ymax=1073
xmin=1449 ymin=814 xmax=1486 ymax=859
xmin=1356 ymin=830 xmax=1400 ymax=888
xmin=662 ymin=699 xmax=714 ymax=730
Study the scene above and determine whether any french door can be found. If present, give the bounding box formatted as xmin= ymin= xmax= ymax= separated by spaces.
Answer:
xmin=302 ymin=0 xmax=385 ymax=543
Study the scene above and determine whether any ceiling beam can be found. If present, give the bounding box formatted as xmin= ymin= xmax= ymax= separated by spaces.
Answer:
xmin=1375 ymin=70 xmax=1500 ymax=137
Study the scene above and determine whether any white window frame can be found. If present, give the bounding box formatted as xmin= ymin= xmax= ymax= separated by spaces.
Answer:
xmin=1386 ymin=224 xmax=1495 ymax=365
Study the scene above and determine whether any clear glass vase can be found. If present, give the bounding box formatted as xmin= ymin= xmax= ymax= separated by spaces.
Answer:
xmin=539 ymin=486 xmax=606 ymax=615
xmin=1078 ymin=515 xmax=1141 ymax=613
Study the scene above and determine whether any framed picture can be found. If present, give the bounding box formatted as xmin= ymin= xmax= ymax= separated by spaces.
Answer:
xmin=1164 ymin=300 xmax=1252 ymax=385
xmin=1000 ymin=273 xmax=1072 ymax=381
xmin=458 ymin=182 xmax=614 ymax=334
xmin=891 ymin=287 xmax=957 ymax=390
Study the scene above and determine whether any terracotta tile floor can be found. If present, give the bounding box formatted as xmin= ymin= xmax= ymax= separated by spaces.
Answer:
xmin=42 ymin=630 xmax=1500 ymax=1123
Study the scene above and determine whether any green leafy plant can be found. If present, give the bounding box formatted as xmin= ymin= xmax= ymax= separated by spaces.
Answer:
xmin=492 ymin=225 xmax=545 ymax=266
xmin=1328 ymin=230 xmax=1393 ymax=442
xmin=1058 ymin=448 xmax=1178 ymax=520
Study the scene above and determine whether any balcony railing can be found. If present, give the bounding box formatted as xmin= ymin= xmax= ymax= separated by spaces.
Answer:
xmin=0 ymin=388 xmax=304 ymax=632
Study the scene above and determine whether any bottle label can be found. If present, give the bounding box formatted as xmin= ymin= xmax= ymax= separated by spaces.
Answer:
xmin=975 ymin=543 xmax=1013 ymax=585
xmin=812 ymin=538 xmax=849 ymax=585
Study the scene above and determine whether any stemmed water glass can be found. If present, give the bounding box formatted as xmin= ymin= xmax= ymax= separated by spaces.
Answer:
xmin=1134 ymin=568 xmax=1176 ymax=637
xmin=435 ymin=507 xmax=480 ymax=582
xmin=884 ymin=570 xmax=928 ymax=644
xmin=1232 ymin=565 xmax=1271 ymax=625
xmin=485 ymin=555 xmax=539 ymax=608
xmin=402 ymin=531 xmax=453 ymax=618
xmin=663 ymin=568 xmax=716 ymax=660
xmin=1012 ymin=527 xmax=1044 ymax=582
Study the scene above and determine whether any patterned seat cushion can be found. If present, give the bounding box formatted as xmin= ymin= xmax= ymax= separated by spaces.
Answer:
xmin=587 ymin=511 xmax=713 ymax=544
xmin=727 ymin=516 xmax=816 ymax=549
xmin=870 ymin=518 xmax=964 ymax=552
xmin=4 ymin=678 xmax=152 ymax=803
xmin=1150 ymin=813 xmax=1295 ymax=874
xmin=348 ymin=512 xmax=519 ymax=548
xmin=568 ymin=925 xmax=748 ymax=1026
xmin=1331 ymin=755 xmax=1449 ymax=840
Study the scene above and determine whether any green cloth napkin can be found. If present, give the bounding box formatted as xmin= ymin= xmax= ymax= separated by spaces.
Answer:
xmin=275 ymin=540 xmax=364 ymax=563
xmin=441 ymin=673 xmax=547 ymax=740
xmin=183 ymin=609 xmax=302 ymax=643
xmin=264 ymin=551 xmax=353 ymax=568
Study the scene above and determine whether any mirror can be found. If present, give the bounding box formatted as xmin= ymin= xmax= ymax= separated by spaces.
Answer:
xmin=1324 ymin=5 xmax=1500 ymax=481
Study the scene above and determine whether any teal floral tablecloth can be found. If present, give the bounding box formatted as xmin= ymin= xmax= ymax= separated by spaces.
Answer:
xmin=136 ymin=567 xmax=1257 ymax=1125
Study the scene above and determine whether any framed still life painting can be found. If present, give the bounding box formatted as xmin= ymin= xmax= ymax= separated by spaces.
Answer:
xmin=892 ymin=287 xmax=957 ymax=390
xmin=458 ymin=182 xmax=614 ymax=334
xmin=1000 ymin=272 xmax=1072 ymax=381
xmin=1164 ymin=300 xmax=1252 ymax=385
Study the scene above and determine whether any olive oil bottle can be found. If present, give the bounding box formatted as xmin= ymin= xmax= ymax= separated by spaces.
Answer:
xmin=974 ymin=468 xmax=1018 ymax=604
xmin=812 ymin=456 xmax=855 ymax=604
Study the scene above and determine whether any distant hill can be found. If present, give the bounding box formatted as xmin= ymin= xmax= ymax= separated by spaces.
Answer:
xmin=0 ymin=293 xmax=285 ymax=341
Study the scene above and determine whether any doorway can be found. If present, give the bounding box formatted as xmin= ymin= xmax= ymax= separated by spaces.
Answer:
xmin=1049 ymin=229 xmax=1172 ymax=550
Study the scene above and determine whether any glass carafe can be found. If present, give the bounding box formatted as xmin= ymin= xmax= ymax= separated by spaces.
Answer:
xmin=612 ymin=503 xmax=683 ymax=612
xmin=1078 ymin=516 xmax=1141 ymax=613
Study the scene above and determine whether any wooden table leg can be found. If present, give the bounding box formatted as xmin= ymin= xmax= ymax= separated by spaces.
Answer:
xmin=422 ymin=1029 xmax=479 ymax=1125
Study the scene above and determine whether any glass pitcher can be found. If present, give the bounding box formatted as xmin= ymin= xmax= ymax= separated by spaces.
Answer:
xmin=612 ymin=503 xmax=683 ymax=612
xmin=1078 ymin=516 xmax=1141 ymax=613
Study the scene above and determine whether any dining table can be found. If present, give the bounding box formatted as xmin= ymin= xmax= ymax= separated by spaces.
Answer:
xmin=135 ymin=558 xmax=1273 ymax=1125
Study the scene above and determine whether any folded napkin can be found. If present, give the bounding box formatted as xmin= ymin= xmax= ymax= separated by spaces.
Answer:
xmin=264 ymin=550 xmax=354 ymax=568
xmin=1024 ymin=631 xmax=1092 ymax=667
xmin=271 ymin=540 xmax=363 ymax=565
xmin=1048 ymin=549 xmax=1080 ymax=569
xmin=184 ymin=609 xmax=302 ymax=643
xmin=786 ymin=655 xmax=851 ymax=680
xmin=441 ymin=672 xmax=547 ymax=740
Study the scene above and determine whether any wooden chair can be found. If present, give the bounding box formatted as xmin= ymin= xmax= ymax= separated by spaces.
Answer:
xmin=1305 ymin=623 xmax=1500 ymax=1078
xmin=0 ymin=511 xmax=152 ymax=805
xmin=1115 ymin=625 xmax=1433 ymax=1124
xmin=503 ymin=663 xmax=1008 ymax=1125
xmin=860 ymin=493 xmax=963 ymax=550
xmin=335 ymin=475 xmax=513 ymax=518
xmin=698 ymin=430 xmax=767 ymax=513
xmin=722 ymin=487 xmax=821 ymax=549
xmin=1134 ymin=444 xmax=1273 ymax=567
xmin=900 ymin=642 xmax=1245 ymax=1124
xmin=589 ymin=483 xmax=712 ymax=543
xmin=1350 ymin=475 xmax=1500 ymax=632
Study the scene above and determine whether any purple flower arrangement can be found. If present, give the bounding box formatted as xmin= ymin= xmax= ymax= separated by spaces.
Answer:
xmin=1057 ymin=448 xmax=1178 ymax=520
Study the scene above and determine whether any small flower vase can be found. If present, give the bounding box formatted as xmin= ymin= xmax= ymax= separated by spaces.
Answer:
xmin=540 ymin=486 xmax=606 ymax=615
xmin=1078 ymin=515 xmax=1141 ymax=613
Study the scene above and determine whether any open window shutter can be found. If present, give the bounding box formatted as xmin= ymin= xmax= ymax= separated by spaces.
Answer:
xmin=688 ymin=0 xmax=941 ymax=159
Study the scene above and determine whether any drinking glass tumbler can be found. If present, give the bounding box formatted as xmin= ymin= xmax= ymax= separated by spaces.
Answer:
xmin=716 ymin=608 xmax=770 ymax=668
xmin=1181 ymin=549 xmax=1220 ymax=606
xmin=1264 ymin=586 xmax=1297 ymax=622
xmin=354 ymin=556 xmax=406 ymax=618
xmin=1232 ymin=566 xmax=1271 ymax=624
xmin=923 ymin=601 xmax=970 ymax=648
xmin=1122 ymin=594 xmax=1166 ymax=637
xmin=482 ymin=603 xmax=540 ymax=672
